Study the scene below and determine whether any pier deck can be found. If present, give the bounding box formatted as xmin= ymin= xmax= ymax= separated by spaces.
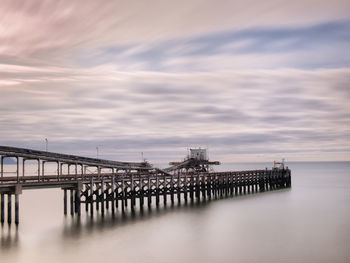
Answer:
xmin=0 ymin=146 xmax=291 ymax=225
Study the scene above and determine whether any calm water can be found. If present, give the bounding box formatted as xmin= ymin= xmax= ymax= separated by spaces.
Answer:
xmin=1 ymin=162 xmax=350 ymax=263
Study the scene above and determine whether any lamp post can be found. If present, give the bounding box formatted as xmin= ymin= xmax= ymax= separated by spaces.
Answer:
xmin=96 ymin=145 xmax=103 ymax=159
xmin=45 ymin=138 xmax=48 ymax=152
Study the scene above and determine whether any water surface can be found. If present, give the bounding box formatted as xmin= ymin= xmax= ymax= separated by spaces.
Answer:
xmin=1 ymin=162 xmax=350 ymax=263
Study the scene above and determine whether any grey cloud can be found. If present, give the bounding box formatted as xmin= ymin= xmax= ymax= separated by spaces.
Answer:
xmin=1 ymin=65 xmax=350 ymax=162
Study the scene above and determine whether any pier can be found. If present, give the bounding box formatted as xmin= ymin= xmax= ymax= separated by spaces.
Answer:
xmin=0 ymin=146 xmax=291 ymax=225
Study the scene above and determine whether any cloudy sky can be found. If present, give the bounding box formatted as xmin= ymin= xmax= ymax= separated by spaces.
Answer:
xmin=1 ymin=0 xmax=350 ymax=163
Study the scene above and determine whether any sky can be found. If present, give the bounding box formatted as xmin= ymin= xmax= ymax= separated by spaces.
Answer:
xmin=0 ymin=0 xmax=350 ymax=163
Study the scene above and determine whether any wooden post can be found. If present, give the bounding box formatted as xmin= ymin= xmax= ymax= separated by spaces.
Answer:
xmin=163 ymin=175 xmax=167 ymax=205
xmin=7 ymin=194 xmax=12 ymax=224
xmin=148 ymin=175 xmax=151 ymax=207
xmin=74 ymin=189 xmax=78 ymax=214
xmin=139 ymin=174 xmax=143 ymax=208
xmin=22 ymin=159 xmax=25 ymax=181
xmin=202 ymin=175 xmax=206 ymax=199
xmin=57 ymin=161 xmax=60 ymax=180
xmin=76 ymin=190 xmax=81 ymax=216
xmin=170 ymin=174 xmax=174 ymax=204
xmin=90 ymin=177 xmax=94 ymax=215
xmin=37 ymin=159 xmax=40 ymax=182
xmin=124 ymin=178 xmax=128 ymax=207
xmin=101 ymin=179 xmax=105 ymax=216
xmin=84 ymin=184 xmax=89 ymax=212
xmin=190 ymin=174 xmax=194 ymax=201
xmin=42 ymin=161 xmax=46 ymax=182
xmin=111 ymin=175 xmax=115 ymax=214
xmin=60 ymin=163 xmax=64 ymax=179
xmin=0 ymin=194 xmax=4 ymax=224
xmin=106 ymin=183 xmax=109 ymax=210
xmin=226 ymin=174 xmax=230 ymax=195
xmin=16 ymin=157 xmax=19 ymax=183
xmin=247 ymin=174 xmax=250 ymax=192
xmin=184 ymin=174 xmax=188 ymax=202
xmin=115 ymin=179 xmax=119 ymax=209
xmin=75 ymin=164 xmax=78 ymax=180
xmin=70 ymin=189 xmax=74 ymax=216
xmin=177 ymin=173 xmax=181 ymax=203
xmin=121 ymin=179 xmax=125 ymax=212
xmin=131 ymin=174 xmax=135 ymax=209
xmin=96 ymin=184 xmax=100 ymax=211
xmin=63 ymin=189 xmax=67 ymax=215
xmin=196 ymin=174 xmax=200 ymax=199
xmin=220 ymin=175 xmax=223 ymax=198
xmin=239 ymin=174 xmax=242 ymax=194
xmin=15 ymin=194 xmax=19 ymax=225
xmin=207 ymin=174 xmax=211 ymax=198
xmin=0 ymin=156 xmax=3 ymax=184
xmin=234 ymin=173 xmax=238 ymax=195
xmin=156 ymin=175 xmax=159 ymax=206
xmin=213 ymin=175 xmax=217 ymax=198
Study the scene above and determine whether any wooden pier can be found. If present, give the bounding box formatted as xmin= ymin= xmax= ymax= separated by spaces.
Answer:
xmin=0 ymin=146 xmax=291 ymax=225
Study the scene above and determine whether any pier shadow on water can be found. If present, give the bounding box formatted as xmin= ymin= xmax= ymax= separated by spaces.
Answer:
xmin=60 ymin=187 xmax=290 ymax=239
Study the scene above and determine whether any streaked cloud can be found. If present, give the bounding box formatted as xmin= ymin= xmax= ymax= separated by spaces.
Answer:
xmin=0 ymin=1 xmax=349 ymax=162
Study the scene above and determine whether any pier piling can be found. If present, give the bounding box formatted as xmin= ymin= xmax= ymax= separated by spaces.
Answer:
xmin=63 ymin=189 xmax=67 ymax=215
xmin=1 ymin=194 xmax=4 ymax=224
xmin=101 ymin=180 xmax=105 ymax=216
xmin=70 ymin=190 xmax=74 ymax=216
xmin=15 ymin=194 xmax=19 ymax=225
xmin=7 ymin=194 xmax=11 ymax=224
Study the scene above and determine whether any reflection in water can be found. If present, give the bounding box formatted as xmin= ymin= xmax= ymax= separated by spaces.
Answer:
xmin=0 ymin=224 xmax=19 ymax=250
xmin=61 ymin=188 xmax=288 ymax=239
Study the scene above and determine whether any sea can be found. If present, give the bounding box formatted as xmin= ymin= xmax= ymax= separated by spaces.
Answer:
xmin=1 ymin=162 xmax=350 ymax=263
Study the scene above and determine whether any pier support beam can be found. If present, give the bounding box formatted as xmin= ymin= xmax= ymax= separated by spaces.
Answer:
xmin=15 ymin=194 xmax=19 ymax=225
xmin=7 ymin=194 xmax=12 ymax=224
xmin=1 ymin=194 xmax=4 ymax=224
xmin=121 ymin=179 xmax=125 ymax=212
xmin=140 ymin=175 xmax=144 ymax=208
xmin=70 ymin=189 xmax=74 ymax=216
xmin=156 ymin=176 xmax=159 ymax=206
xmin=63 ymin=189 xmax=67 ymax=215
xmin=184 ymin=175 xmax=188 ymax=202
xmin=101 ymin=180 xmax=105 ymax=216
xmin=111 ymin=175 xmax=115 ymax=214
xmin=75 ymin=189 xmax=81 ymax=216
xmin=170 ymin=175 xmax=174 ymax=204
xmin=163 ymin=176 xmax=167 ymax=205
xmin=177 ymin=174 xmax=181 ymax=203
xmin=190 ymin=175 xmax=194 ymax=201
xmin=147 ymin=175 xmax=151 ymax=207
xmin=1 ymin=156 xmax=4 ymax=183
xmin=90 ymin=177 xmax=94 ymax=216
xmin=130 ymin=175 xmax=135 ymax=209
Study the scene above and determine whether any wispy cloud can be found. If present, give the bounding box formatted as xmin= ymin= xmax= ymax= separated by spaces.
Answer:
xmin=0 ymin=1 xmax=349 ymax=162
